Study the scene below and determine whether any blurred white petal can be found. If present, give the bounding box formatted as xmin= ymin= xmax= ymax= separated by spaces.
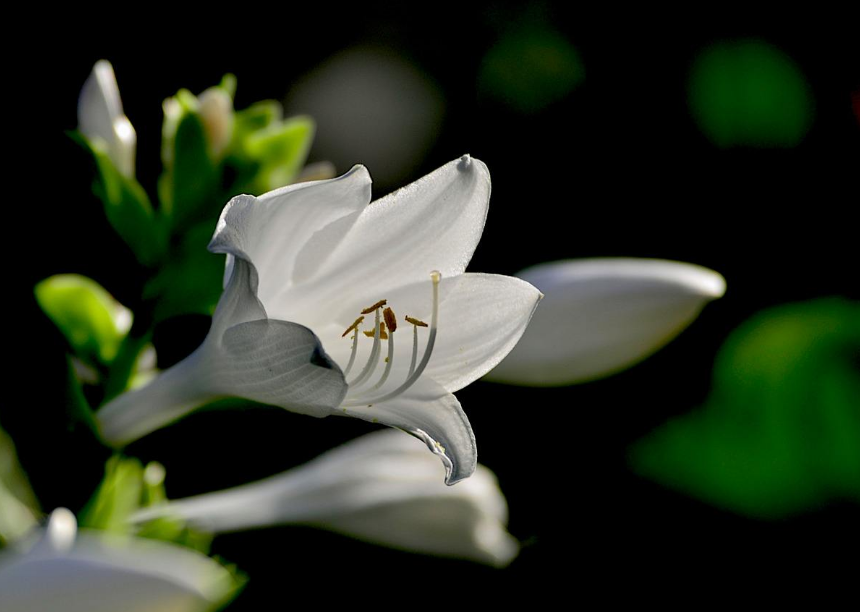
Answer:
xmin=134 ymin=430 xmax=518 ymax=567
xmin=97 ymin=156 xmax=540 ymax=484
xmin=77 ymin=60 xmax=136 ymax=178
xmin=0 ymin=509 xmax=237 ymax=612
xmin=487 ymin=258 xmax=726 ymax=385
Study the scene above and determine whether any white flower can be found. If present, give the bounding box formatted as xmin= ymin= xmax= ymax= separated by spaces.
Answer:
xmin=96 ymin=156 xmax=542 ymax=484
xmin=0 ymin=508 xmax=238 ymax=612
xmin=77 ymin=60 xmax=136 ymax=178
xmin=486 ymin=258 xmax=726 ymax=386
xmin=133 ymin=430 xmax=518 ymax=567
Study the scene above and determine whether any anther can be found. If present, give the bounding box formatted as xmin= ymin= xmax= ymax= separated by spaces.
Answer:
xmin=341 ymin=316 xmax=365 ymax=338
xmin=383 ymin=307 xmax=397 ymax=333
xmin=361 ymin=300 xmax=387 ymax=315
xmin=405 ymin=316 xmax=428 ymax=327
xmin=364 ymin=321 xmax=388 ymax=340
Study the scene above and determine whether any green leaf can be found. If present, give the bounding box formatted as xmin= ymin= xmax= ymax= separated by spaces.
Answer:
xmin=630 ymin=298 xmax=860 ymax=518
xmin=144 ymin=221 xmax=226 ymax=321
xmin=35 ymin=274 xmax=131 ymax=365
xmin=71 ymin=132 xmax=167 ymax=267
xmin=243 ymin=115 xmax=315 ymax=193
xmin=79 ymin=455 xmax=145 ymax=534
xmin=0 ymin=425 xmax=40 ymax=545
xmin=159 ymin=97 xmax=219 ymax=232
xmin=234 ymin=100 xmax=283 ymax=139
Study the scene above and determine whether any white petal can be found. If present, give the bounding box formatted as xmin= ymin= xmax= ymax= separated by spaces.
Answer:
xmin=211 ymin=319 xmax=347 ymax=416
xmin=208 ymin=256 xmax=266 ymax=336
xmin=344 ymin=378 xmax=477 ymax=485
xmin=487 ymin=258 xmax=726 ymax=385
xmin=77 ymin=60 xmax=136 ymax=178
xmin=208 ymin=165 xmax=372 ymax=308
xmin=0 ymin=509 xmax=236 ymax=612
xmin=133 ymin=431 xmax=517 ymax=567
xmin=275 ymin=155 xmax=491 ymax=322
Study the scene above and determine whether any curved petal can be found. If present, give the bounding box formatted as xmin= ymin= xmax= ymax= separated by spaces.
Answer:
xmin=0 ymin=509 xmax=237 ymax=612
xmin=344 ymin=378 xmax=476 ymax=485
xmin=133 ymin=431 xmax=517 ymax=567
xmin=209 ymin=256 xmax=266 ymax=336
xmin=208 ymin=165 xmax=372 ymax=306
xmin=211 ymin=319 xmax=347 ymax=417
xmin=274 ymin=155 xmax=491 ymax=322
xmin=77 ymin=60 xmax=136 ymax=178
xmin=486 ymin=258 xmax=726 ymax=386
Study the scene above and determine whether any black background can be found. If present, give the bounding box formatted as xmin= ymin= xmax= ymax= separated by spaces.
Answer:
xmin=7 ymin=6 xmax=859 ymax=605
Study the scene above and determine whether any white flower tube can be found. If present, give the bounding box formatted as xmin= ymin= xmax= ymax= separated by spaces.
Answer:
xmin=97 ymin=156 xmax=542 ymax=484
xmin=77 ymin=60 xmax=137 ymax=178
xmin=0 ymin=508 xmax=238 ymax=612
xmin=133 ymin=430 xmax=518 ymax=567
xmin=486 ymin=258 xmax=726 ymax=386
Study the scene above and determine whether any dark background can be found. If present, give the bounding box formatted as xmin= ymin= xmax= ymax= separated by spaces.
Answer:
xmin=7 ymin=6 xmax=859 ymax=604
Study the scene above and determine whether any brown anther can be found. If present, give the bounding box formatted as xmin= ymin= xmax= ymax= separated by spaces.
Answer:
xmin=363 ymin=321 xmax=389 ymax=340
xmin=341 ymin=316 xmax=365 ymax=338
xmin=383 ymin=307 xmax=397 ymax=333
xmin=405 ymin=316 xmax=428 ymax=327
xmin=361 ymin=300 xmax=387 ymax=315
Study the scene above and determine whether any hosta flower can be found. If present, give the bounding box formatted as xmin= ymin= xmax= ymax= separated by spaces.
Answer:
xmin=487 ymin=258 xmax=727 ymax=385
xmin=0 ymin=508 xmax=238 ymax=612
xmin=97 ymin=156 xmax=542 ymax=484
xmin=78 ymin=60 xmax=136 ymax=178
xmin=133 ymin=430 xmax=518 ymax=567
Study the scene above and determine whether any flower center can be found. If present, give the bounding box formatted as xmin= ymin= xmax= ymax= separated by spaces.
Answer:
xmin=340 ymin=271 xmax=440 ymax=407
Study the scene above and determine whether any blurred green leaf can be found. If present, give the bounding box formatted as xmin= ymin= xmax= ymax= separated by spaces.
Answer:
xmin=35 ymin=274 xmax=131 ymax=365
xmin=630 ymin=298 xmax=860 ymax=518
xmin=234 ymin=100 xmax=283 ymax=139
xmin=688 ymin=39 xmax=814 ymax=148
xmin=79 ymin=455 xmax=145 ymax=534
xmin=243 ymin=116 xmax=315 ymax=193
xmin=145 ymin=221 xmax=225 ymax=321
xmin=72 ymin=132 xmax=167 ymax=267
xmin=159 ymin=95 xmax=219 ymax=232
xmin=0 ymin=425 xmax=40 ymax=545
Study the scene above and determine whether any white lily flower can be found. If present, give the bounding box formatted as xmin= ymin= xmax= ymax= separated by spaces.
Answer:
xmin=486 ymin=258 xmax=726 ymax=386
xmin=133 ymin=429 xmax=518 ymax=567
xmin=0 ymin=508 xmax=237 ymax=612
xmin=78 ymin=60 xmax=137 ymax=178
xmin=97 ymin=156 xmax=542 ymax=484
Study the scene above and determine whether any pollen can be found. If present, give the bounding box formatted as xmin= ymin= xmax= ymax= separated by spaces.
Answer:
xmin=341 ymin=316 xmax=365 ymax=338
xmin=364 ymin=321 xmax=388 ymax=340
xmin=383 ymin=307 xmax=397 ymax=333
xmin=405 ymin=316 xmax=428 ymax=327
xmin=361 ymin=299 xmax=387 ymax=314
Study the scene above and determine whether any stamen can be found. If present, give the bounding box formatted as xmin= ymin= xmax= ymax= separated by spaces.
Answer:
xmin=361 ymin=300 xmax=387 ymax=314
xmin=347 ymin=307 xmax=383 ymax=387
xmin=409 ymin=322 xmax=418 ymax=377
xmin=343 ymin=329 xmax=360 ymax=376
xmin=344 ymin=271 xmax=441 ymax=407
xmin=370 ymin=322 xmax=395 ymax=390
xmin=341 ymin=316 xmax=364 ymax=338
